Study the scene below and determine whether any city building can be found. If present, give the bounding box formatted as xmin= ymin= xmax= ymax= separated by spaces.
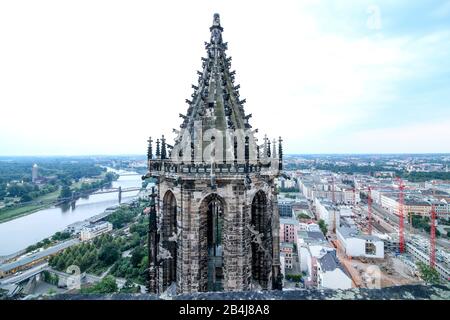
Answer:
xmin=280 ymin=243 xmax=294 ymax=270
xmin=80 ymin=221 xmax=113 ymax=241
xmin=298 ymin=180 xmax=315 ymax=200
xmin=298 ymin=175 xmax=360 ymax=205
xmin=280 ymin=254 xmax=286 ymax=282
xmin=302 ymin=245 xmax=351 ymax=289
xmin=278 ymin=196 xmax=310 ymax=218
xmin=336 ymin=219 xmax=384 ymax=259
xmin=277 ymin=176 xmax=297 ymax=189
xmin=369 ymin=187 xmax=447 ymax=218
xmin=280 ymin=218 xmax=299 ymax=244
xmin=0 ymin=239 xmax=79 ymax=278
xmin=406 ymin=238 xmax=450 ymax=282
xmin=297 ymin=230 xmax=329 ymax=274
xmin=314 ymin=197 xmax=335 ymax=231
xmin=305 ymin=223 xmax=322 ymax=233
xmin=278 ymin=200 xmax=294 ymax=218
xmin=316 ymin=250 xmax=353 ymax=290
xmin=32 ymin=164 xmax=38 ymax=183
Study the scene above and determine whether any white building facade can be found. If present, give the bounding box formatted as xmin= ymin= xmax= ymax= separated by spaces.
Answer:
xmin=80 ymin=221 xmax=113 ymax=241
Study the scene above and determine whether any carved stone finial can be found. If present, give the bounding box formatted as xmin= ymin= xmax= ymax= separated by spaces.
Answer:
xmin=147 ymin=136 xmax=153 ymax=160
xmin=156 ymin=139 xmax=161 ymax=158
xmin=161 ymin=135 xmax=167 ymax=160
xmin=210 ymin=13 xmax=223 ymax=45
xmin=213 ymin=13 xmax=221 ymax=27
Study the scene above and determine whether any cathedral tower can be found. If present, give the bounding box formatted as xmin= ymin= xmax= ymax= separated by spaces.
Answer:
xmin=144 ymin=14 xmax=283 ymax=294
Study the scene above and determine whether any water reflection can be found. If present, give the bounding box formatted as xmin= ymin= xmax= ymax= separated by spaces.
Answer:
xmin=0 ymin=170 xmax=142 ymax=256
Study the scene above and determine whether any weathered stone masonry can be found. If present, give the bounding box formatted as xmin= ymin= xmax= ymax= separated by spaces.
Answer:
xmin=143 ymin=14 xmax=284 ymax=294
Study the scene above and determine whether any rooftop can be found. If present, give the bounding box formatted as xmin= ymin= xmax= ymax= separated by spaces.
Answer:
xmin=82 ymin=221 xmax=111 ymax=231
xmin=280 ymin=218 xmax=299 ymax=226
xmin=47 ymin=284 xmax=450 ymax=300
xmin=0 ymin=239 xmax=79 ymax=273
xmin=318 ymin=251 xmax=346 ymax=274
xmin=338 ymin=226 xmax=382 ymax=242
xmin=306 ymin=231 xmax=327 ymax=242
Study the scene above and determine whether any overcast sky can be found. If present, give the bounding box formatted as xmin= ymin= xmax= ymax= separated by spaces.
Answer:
xmin=1 ymin=0 xmax=450 ymax=155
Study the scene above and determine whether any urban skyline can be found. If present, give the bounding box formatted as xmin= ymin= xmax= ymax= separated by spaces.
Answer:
xmin=1 ymin=0 xmax=450 ymax=155
xmin=0 ymin=4 xmax=449 ymax=302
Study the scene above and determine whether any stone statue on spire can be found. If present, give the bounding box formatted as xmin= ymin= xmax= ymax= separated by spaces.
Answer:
xmin=213 ymin=13 xmax=221 ymax=27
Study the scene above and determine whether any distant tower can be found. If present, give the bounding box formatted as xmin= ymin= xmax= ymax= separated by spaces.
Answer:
xmin=32 ymin=164 xmax=38 ymax=183
xmin=143 ymin=14 xmax=283 ymax=294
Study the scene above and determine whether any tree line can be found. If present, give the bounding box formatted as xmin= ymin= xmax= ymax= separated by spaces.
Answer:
xmin=47 ymin=201 xmax=149 ymax=293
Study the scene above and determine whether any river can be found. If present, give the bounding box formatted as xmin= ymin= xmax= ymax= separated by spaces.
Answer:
xmin=0 ymin=169 xmax=142 ymax=256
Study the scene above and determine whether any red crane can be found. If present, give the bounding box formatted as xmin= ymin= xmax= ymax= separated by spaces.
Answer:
xmin=367 ymin=186 xmax=373 ymax=235
xmin=396 ymin=177 xmax=405 ymax=254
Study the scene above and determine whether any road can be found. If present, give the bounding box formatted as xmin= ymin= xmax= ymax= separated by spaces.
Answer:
xmin=47 ymin=267 xmax=127 ymax=288
xmin=0 ymin=262 xmax=48 ymax=287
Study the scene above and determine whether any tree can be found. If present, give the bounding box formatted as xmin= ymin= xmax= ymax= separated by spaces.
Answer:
xmin=285 ymin=274 xmax=302 ymax=282
xmin=81 ymin=275 xmax=118 ymax=294
xmin=105 ymin=172 xmax=118 ymax=183
xmin=0 ymin=188 xmax=6 ymax=200
xmin=416 ymin=262 xmax=440 ymax=285
xmin=130 ymin=223 xmax=148 ymax=237
xmin=318 ymin=219 xmax=328 ymax=235
xmin=98 ymin=243 xmax=120 ymax=266
xmin=120 ymin=279 xmax=140 ymax=293
xmin=130 ymin=247 xmax=145 ymax=268
xmin=52 ymin=231 xmax=71 ymax=241
xmin=49 ymin=255 xmax=58 ymax=268
xmin=42 ymin=270 xmax=59 ymax=285
xmin=55 ymin=256 xmax=66 ymax=271
xmin=297 ymin=213 xmax=311 ymax=220
xmin=21 ymin=194 xmax=32 ymax=203
xmin=59 ymin=185 xmax=72 ymax=199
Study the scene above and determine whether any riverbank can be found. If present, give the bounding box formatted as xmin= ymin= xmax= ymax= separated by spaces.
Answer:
xmin=0 ymin=170 xmax=143 ymax=256
xmin=0 ymin=172 xmax=119 ymax=224
xmin=0 ymin=195 xmax=148 ymax=279
xmin=0 ymin=190 xmax=60 ymax=224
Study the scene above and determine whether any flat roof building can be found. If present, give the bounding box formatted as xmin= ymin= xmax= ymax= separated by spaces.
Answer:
xmin=80 ymin=221 xmax=113 ymax=241
xmin=336 ymin=220 xmax=384 ymax=259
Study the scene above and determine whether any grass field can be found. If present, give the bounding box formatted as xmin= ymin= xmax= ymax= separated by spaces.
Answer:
xmin=0 ymin=172 xmax=112 ymax=224
xmin=0 ymin=189 xmax=60 ymax=223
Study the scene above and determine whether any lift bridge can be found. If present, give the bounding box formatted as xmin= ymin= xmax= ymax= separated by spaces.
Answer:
xmin=90 ymin=185 xmax=141 ymax=203
xmin=67 ymin=172 xmax=143 ymax=203
xmin=10 ymin=173 xmax=145 ymax=211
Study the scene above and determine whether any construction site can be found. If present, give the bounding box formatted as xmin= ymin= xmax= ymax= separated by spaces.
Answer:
xmin=290 ymin=171 xmax=450 ymax=290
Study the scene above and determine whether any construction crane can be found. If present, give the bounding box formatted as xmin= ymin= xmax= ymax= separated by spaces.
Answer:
xmin=396 ymin=177 xmax=406 ymax=254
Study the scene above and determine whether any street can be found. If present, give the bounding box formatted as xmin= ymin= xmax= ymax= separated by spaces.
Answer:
xmin=0 ymin=262 xmax=48 ymax=287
